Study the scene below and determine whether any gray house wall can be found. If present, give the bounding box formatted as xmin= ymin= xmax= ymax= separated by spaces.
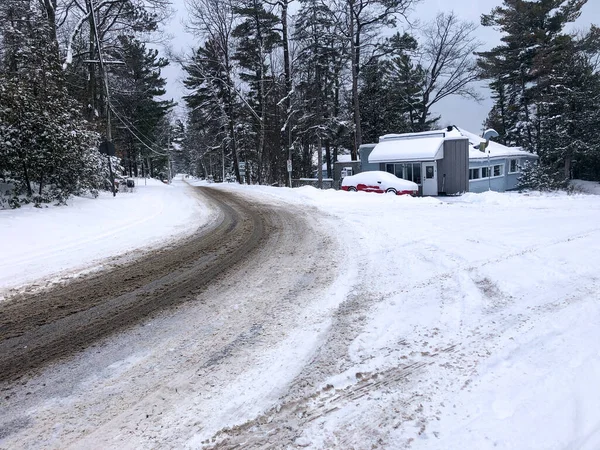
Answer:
xmin=359 ymin=144 xmax=378 ymax=172
xmin=437 ymin=138 xmax=469 ymax=194
xmin=469 ymin=158 xmax=508 ymax=192
xmin=469 ymin=156 xmax=537 ymax=193
xmin=333 ymin=161 xmax=361 ymax=189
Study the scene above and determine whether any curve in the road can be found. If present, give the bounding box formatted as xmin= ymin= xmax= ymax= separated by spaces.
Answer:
xmin=0 ymin=187 xmax=270 ymax=383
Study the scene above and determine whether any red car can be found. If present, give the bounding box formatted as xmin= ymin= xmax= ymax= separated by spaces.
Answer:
xmin=341 ymin=171 xmax=418 ymax=195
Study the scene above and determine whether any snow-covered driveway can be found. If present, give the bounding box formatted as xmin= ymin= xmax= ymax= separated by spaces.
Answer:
xmin=1 ymin=182 xmax=600 ymax=449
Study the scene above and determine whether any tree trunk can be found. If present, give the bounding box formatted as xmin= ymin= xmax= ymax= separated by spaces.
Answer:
xmin=22 ymin=161 xmax=33 ymax=197
xmin=325 ymin=140 xmax=332 ymax=178
xmin=225 ymin=46 xmax=241 ymax=183
xmin=350 ymin=12 xmax=361 ymax=160
xmin=419 ymin=92 xmax=430 ymax=129
xmin=317 ymin=135 xmax=323 ymax=189
xmin=281 ymin=0 xmax=293 ymax=187
xmin=564 ymin=155 xmax=572 ymax=180
xmin=87 ymin=1 xmax=97 ymax=122
xmin=41 ymin=0 xmax=60 ymax=66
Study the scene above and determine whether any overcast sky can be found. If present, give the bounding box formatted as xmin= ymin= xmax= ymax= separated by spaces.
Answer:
xmin=161 ymin=0 xmax=600 ymax=134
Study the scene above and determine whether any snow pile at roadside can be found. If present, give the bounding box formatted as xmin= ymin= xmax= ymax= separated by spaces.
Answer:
xmin=194 ymin=182 xmax=600 ymax=449
xmin=571 ymin=179 xmax=600 ymax=195
xmin=0 ymin=178 xmax=214 ymax=295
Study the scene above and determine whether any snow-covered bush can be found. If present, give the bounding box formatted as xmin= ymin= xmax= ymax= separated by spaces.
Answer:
xmin=518 ymin=160 xmax=570 ymax=192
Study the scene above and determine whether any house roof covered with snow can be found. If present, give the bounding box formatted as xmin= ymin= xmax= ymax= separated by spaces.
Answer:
xmin=368 ymin=135 xmax=446 ymax=163
xmin=457 ymin=128 xmax=536 ymax=160
xmin=367 ymin=127 xmax=536 ymax=163
xmin=320 ymin=153 xmax=357 ymax=170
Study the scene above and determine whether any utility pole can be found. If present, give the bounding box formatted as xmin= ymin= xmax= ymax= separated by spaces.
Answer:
xmin=482 ymin=129 xmax=499 ymax=191
xmin=88 ymin=0 xmax=118 ymax=196
xmin=288 ymin=140 xmax=292 ymax=188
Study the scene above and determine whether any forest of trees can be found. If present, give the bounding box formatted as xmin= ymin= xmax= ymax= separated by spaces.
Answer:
xmin=479 ymin=0 xmax=600 ymax=188
xmin=0 ymin=0 xmax=174 ymax=207
xmin=1 ymin=0 xmax=599 ymax=207
xmin=178 ymin=0 xmax=487 ymax=184
xmin=179 ymin=0 xmax=600 ymax=188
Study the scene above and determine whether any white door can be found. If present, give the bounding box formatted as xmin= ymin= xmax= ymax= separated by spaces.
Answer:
xmin=422 ymin=162 xmax=437 ymax=196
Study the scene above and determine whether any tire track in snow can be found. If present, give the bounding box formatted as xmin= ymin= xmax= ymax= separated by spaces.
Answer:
xmin=0 ymin=187 xmax=268 ymax=382
xmin=203 ymin=346 xmax=458 ymax=449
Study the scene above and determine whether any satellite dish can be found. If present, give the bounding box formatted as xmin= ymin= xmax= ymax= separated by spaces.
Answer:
xmin=482 ymin=129 xmax=499 ymax=141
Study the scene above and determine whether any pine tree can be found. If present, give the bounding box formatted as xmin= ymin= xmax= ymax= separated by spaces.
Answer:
xmin=389 ymin=54 xmax=437 ymax=132
xmin=110 ymin=36 xmax=175 ymax=178
xmin=338 ymin=0 xmax=416 ymax=159
xmin=478 ymin=0 xmax=589 ymax=152
xmin=294 ymin=0 xmax=353 ymax=178
xmin=232 ymin=0 xmax=281 ymax=184
xmin=0 ymin=0 xmax=104 ymax=207
xmin=536 ymin=32 xmax=600 ymax=182
xmin=479 ymin=0 xmax=600 ymax=188
xmin=183 ymin=39 xmax=240 ymax=182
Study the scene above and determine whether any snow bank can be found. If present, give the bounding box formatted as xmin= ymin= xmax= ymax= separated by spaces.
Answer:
xmin=571 ymin=179 xmax=600 ymax=195
xmin=0 ymin=178 xmax=215 ymax=295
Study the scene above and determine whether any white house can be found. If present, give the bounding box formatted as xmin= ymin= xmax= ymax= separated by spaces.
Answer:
xmin=358 ymin=126 xmax=538 ymax=195
xmin=458 ymin=128 xmax=538 ymax=193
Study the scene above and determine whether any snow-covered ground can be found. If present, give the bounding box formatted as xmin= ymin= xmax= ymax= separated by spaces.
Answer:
xmin=571 ymin=179 xmax=600 ymax=195
xmin=2 ymin=179 xmax=600 ymax=448
xmin=187 ymin=183 xmax=600 ymax=449
xmin=0 ymin=177 xmax=215 ymax=297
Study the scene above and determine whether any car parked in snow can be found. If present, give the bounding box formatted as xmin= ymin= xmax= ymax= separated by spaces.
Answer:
xmin=341 ymin=171 xmax=418 ymax=196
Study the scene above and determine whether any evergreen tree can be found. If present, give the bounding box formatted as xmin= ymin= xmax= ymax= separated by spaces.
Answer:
xmin=478 ymin=0 xmax=588 ymax=151
xmin=0 ymin=0 xmax=105 ymax=207
xmin=294 ymin=0 xmax=354 ymax=178
xmin=536 ymin=34 xmax=600 ymax=182
xmin=183 ymin=39 xmax=240 ymax=182
xmin=479 ymin=0 xmax=600 ymax=187
xmin=483 ymin=79 xmax=515 ymax=145
xmin=110 ymin=36 xmax=175 ymax=178
xmin=338 ymin=0 xmax=416 ymax=159
xmin=359 ymin=60 xmax=395 ymax=144
xmin=232 ymin=0 xmax=281 ymax=184
xmin=389 ymin=54 xmax=437 ymax=132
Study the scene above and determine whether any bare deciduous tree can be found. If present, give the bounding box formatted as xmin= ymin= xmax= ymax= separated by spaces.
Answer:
xmin=330 ymin=0 xmax=416 ymax=159
xmin=415 ymin=11 xmax=482 ymax=127
xmin=184 ymin=0 xmax=243 ymax=182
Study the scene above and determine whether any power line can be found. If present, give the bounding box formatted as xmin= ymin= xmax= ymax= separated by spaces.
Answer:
xmin=109 ymin=103 xmax=169 ymax=156
xmin=87 ymin=0 xmax=169 ymax=160
xmin=88 ymin=0 xmax=116 ymax=196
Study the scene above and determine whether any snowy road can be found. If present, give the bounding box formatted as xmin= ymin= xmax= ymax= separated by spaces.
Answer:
xmin=0 ymin=184 xmax=344 ymax=447
xmin=1 ymin=182 xmax=600 ymax=449
xmin=0 ymin=187 xmax=280 ymax=381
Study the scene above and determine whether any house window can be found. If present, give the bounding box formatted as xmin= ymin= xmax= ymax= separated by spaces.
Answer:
xmin=509 ymin=159 xmax=519 ymax=173
xmin=395 ymin=164 xmax=403 ymax=179
xmin=385 ymin=163 xmax=422 ymax=184
xmin=481 ymin=167 xmax=490 ymax=178
xmin=469 ymin=168 xmax=480 ymax=180
xmin=493 ymin=164 xmax=503 ymax=177
xmin=413 ymin=164 xmax=421 ymax=184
